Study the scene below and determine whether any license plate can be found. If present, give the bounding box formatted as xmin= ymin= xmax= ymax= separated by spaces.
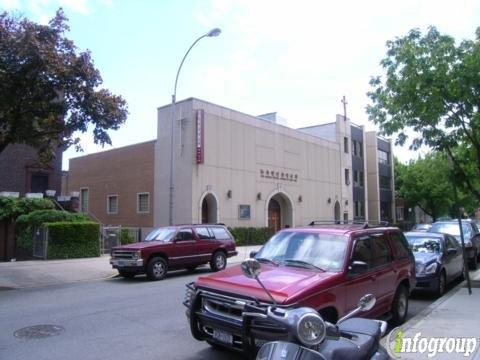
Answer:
xmin=213 ymin=329 xmax=233 ymax=345
xmin=113 ymin=260 xmax=127 ymax=266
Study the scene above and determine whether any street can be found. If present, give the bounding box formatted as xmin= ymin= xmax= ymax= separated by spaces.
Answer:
xmin=0 ymin=265 xmax=450 ymax=360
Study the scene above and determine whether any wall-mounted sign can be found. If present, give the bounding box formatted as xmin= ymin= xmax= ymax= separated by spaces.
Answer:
xmin=196 ymin=109 xmax=204 ymax=164
xmin=238 ymin=204 xmax=251 ymax=220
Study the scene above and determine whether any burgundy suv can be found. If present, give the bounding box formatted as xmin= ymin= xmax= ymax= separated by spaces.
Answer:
xmin=110 ymin=224 xmax=237 ymax=280
xmin=184 ymin=223 xmax=415 ymax=355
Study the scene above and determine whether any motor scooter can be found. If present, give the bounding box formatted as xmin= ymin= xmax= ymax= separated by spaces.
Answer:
xmin=240 ymin=259 xmax=389 ymax=360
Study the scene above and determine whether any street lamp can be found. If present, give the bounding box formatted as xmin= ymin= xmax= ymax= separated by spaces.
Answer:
xmin=169 ymin=28 xmax=221 ymax=225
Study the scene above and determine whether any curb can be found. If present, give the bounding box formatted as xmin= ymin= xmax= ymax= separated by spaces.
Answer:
xmin=400 ymin=268 xmax=479 ymax=333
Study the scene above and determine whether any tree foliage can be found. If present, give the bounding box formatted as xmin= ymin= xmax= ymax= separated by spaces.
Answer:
xmin=0 ymin=196 xmax=54 ymax=221
xmin=395 ymin=153 xmax=477 ymax=220
xmin=0 ymin=9 xmax=128 ymax=161
xmin=367 ymin=26 xmax=480 ymax=201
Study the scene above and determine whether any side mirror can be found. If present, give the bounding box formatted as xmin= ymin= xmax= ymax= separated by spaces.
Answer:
xmin=447 ymin=248 xmax=458 ymax=255
xmin=349 ymin=261 xmax=368 ymax=274
xmin=241 ymin=258 xmax=262 ymax=279
xmin=357 ymin=294 xmax=376 ymax=311
xmin=249 ymin=250 xmax=258 ymax=258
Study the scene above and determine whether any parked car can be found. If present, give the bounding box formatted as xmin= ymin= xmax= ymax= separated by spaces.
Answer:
xmin=411 ymin=223 xmax=432 ymax=232
xmin=184 ymin=223 xmax=416 ymax=356
xmin=404 ymin=231 xmax=464 ymax=296
xmin=429 ymin=220 xmax=480 ymax=269
xmin=110 ymin=224 xmax=237 ymax=280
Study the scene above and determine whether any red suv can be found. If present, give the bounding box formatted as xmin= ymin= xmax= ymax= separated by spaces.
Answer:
xmin=110 ymin=224 xmax=237 ymax=280
xmin=184 ymin=223 xmax=415 ymax=355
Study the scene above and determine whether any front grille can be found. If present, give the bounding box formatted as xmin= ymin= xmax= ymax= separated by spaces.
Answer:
xmin=112 ymin=250 xmax=135 ymax=259
xmin=202 ymin=297 xmax=245 ymax=321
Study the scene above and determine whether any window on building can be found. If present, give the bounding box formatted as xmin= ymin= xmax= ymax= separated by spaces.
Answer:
xmin=107 ymin=195 xmax=118 ymax=214
xmin=345 ymin=168 xmax=350 ymax=185
xmin=137 ymin=193 xmax=150 ymax=213
xmin=354 ymin=201 xmax=365 ymax=218
xmin=353 ymin=171 xmax=364 ymax=187
xmin=378 ymin=150 xmax=389 ymax=165
xmin=344 ymin=137 xmax=349 ymax=153
xmin=396 ymin=206 xmax=404 ymax=221
xmin=352 ymin=140 xmax=363 ymax=157
xmin=80 ymin=188 xmax=88 ymax=213
xmin=379 ymin=176 xmax=391 ymax=189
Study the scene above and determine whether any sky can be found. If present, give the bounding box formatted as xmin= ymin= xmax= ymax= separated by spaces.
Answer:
xmin=1 ymin=0 xmax=480 ymax=170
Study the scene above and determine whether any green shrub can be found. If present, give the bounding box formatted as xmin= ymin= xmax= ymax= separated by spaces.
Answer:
xmin=0 ymin=197 xmax=54 ymax=221
xmin=45 ymin=221 xmax=101 ymax=259
xmin=16 ymin=210 xmax=89 ymax=252
xmin=120 ymin=228 xmax=135 ymax=245
xmin=228 ymin=227 xmax=273 ymax=246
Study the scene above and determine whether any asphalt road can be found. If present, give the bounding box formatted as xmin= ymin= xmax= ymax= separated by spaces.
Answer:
xmin=0 ymin=266 xmax=448 ymax=360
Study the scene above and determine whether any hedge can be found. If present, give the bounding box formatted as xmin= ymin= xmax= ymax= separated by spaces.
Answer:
xmin=16 ymin=210 xmax=89 ymax=252
xmin=120 ymin=228 xmax=135 ymax=245
xmin=45 ymin=221 xmax=101 ymax=259
xmin=228 ymin=227 xmax=273 ymax=246
xmin=0 ymin=197 xmax=54 ymax=221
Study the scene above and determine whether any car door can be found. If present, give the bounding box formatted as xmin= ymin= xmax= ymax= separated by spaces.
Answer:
xmin=370 ymin=232 xmax=396 ymax=314
xmin=170 ymin=228 xmax=198 ymax=267
xmin=446 ymin=235 xmax=464 ymax=279
xmin=345 ymin=236 xmax=377 ymax=316
xmin=194 ymin=226 xmax=217 ymax=263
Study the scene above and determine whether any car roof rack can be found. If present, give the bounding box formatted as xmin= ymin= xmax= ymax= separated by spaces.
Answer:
xmin=307 ymin=220 xmax=390 ymax=229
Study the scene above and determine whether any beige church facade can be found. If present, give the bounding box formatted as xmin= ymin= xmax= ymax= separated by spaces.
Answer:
xmin=154 ymin=98 xmax=394 ymax=231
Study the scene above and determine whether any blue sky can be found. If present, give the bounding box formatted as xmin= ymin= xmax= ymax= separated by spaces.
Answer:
xmin=2 ymin=0 xmax=480 ymax=169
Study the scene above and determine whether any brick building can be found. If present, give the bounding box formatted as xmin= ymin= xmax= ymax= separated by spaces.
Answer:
xmin=0 ymin=144 xmax=63 ymax=196
xmin=64 ymin=140 xmax=155 ymax=235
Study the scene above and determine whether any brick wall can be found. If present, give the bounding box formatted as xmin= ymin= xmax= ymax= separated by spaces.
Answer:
xmin=65 ymin=141 xmax=155 ymax=228
xmin=0 ymin=144 xmax=62 ymax=195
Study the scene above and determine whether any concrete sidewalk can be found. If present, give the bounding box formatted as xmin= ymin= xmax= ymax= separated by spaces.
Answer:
xmin=0 ymin=245 xmax=260 ymax=289
xmin=384 ymin=269 xmax=480 ymax=359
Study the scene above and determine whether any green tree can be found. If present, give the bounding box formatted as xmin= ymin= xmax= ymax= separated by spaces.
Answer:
xmin=367 ymin=26 xmax=480 ymax=201
xmin=395 ymin=153 xmax=453 ymax=221
xmin=0 ymin=9 xmax=128 ymax=161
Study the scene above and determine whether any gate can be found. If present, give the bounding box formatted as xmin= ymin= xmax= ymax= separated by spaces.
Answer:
xmin=101 ymin=226 xmax=121 ymax=254
xmin=33 ymin=227 xmax=48 ymax=259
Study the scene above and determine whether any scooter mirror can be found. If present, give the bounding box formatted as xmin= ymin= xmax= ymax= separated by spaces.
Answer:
xmin=357 ymin=294 xmax=376 ymax=311
xmin=241 ymin=258 xmax=262 ymax=279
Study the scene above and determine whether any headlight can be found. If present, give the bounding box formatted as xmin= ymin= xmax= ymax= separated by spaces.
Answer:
xmin=296 ymin=312 xmax=326 ymax=346
xmin=132 ymin=250 xmax=142 ymax=260
xmin=424 ymin=263 xmax=438 ymax=275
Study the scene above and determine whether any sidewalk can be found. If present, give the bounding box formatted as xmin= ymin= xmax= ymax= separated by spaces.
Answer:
xmin=384 ymin=269 xmax=480 ymax=359
xmin=0 ymin=245 xmax=260 ymax=289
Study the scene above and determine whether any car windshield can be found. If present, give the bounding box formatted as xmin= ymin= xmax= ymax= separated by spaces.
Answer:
xmin=254 ymin=231 xmax=347 ymax=272
xmin=144 ymin=227 xmax=176 ymax=242
xmin=430 ymin=223 xmax=471 ymax=239
xmin=406 ymin=236 xmax=441 ymax=253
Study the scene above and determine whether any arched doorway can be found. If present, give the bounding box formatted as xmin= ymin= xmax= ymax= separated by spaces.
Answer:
xmin=201 ymin=193 xmax=218 ymax=223
xmin=266 ymin=192 xmax=293 ymax=233
xmin=334 ymin=201 xmax=341 ymax=223
xmin=268 ymin=199 xmax=281 ymax=233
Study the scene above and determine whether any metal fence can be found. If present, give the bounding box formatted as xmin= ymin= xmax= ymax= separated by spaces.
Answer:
xmin=33 ymin=227 xmax=48 ymax=259
xmin=101 ymin=226 xmax=121 ymax=255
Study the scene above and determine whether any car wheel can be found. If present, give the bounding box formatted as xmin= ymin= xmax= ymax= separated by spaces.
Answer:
xmin=390 ymin=285 xmax=409 ymax=326
xmin=436 ymin=271 xmax=446 ymax=297
xmin=147 ymin=257 xmax=167 ymax=281
xmin=118 ymin=269 xmax=136 ymax=278
xmin=210 ymin=251 xmax=227 ymax=272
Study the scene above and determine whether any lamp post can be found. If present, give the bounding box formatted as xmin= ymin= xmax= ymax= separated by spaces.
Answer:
xmin=168 ymin=28 xmax=221 ymax=225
